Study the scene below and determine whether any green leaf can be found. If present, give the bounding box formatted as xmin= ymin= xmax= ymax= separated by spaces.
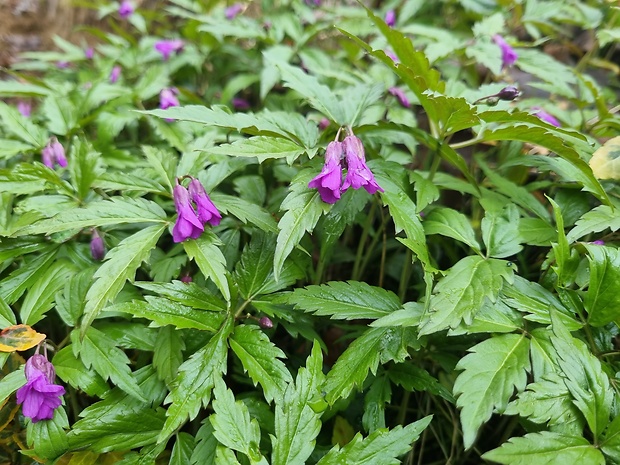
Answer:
xmin=601 ymin=415 xmax=620 ymax=464
xmin=210 ymin=194 xmax=278 ymax=233
xmin=423 ymin=207 xmax=481 ymax=251
xmin=18 ymin=197 xmax=167 ymax=236
xmin=286 ymin=281 xmax=401 ymax=320
xmin=208 ymin=136 xmax=307 ymax=163
xmin=454 ymin=334 xmax=531 ymax=449
xmin=82 ymin=224 xmax=166 ymax=331
xmin=42 ymin=94 xmax=77 ymax=136
xmin=583 ymin=245 xmax=620 ymax=326
xmin=550 ymin=314 xmax=614 ymax=439
xmin=316 ymin=417 xmax=432 ymax=465
xmin=230 ymin=324 xmax=293 ymax=404
xmin=210 ymin=377 xmax=267 ymax=464
xmin=183 ymin=232 xmax=231 ymax=302
xmin=68 ymin=137 xmax=104 ymax=201
xmin=0 ymin=246 xmax=58 ymax=305
xmin=448 ymin=299 xmax=523 ymax=336
xmin=566 ymin=205 xmax=620 ymax=243
xmin=170 ymin=432 xmax=195 ymax=465
xmin=72 ymin=327 xmax=146 ymax=401
xmin=55 ymin=269 xmax=94 ymax=327
xmin=190 ymin=421 xmax=218 ymax=465
xmin=482 ymin=432 xmax=605 ymax=465
xmin=234 ymin=232 xmax=303 ymax=299
xmin=0 ymin=368 xmax=26 ymax=407
xmin=271 ymin=341 xmax=325 ymax=465
xmin=53 ymin=346 xmax=109 ymax=398
xmin=215 ymin=447 xmax=241 ymax=465
xmin=274 ymin=170 xmax=326 ymax=280
xmin=0 ymin=295 xmax=15 ymax=327
xmin=362 ymin=375 xmax=391 ymax=433
xmin=114 ymin=297 xmax=225 ymax=332
xmin=0 ymin=81 xmax=50 ymax=96
xmin=135 ymin=281 xmax=226 ymax=312
xmin=0 ymin=101 xmax=47 ymax=147
xmin=159 ymin=317 xmax=232 ymax=442
xmin=153 ymin=326 xmax=185 ymax=385
xmin=29 ymin=407 xmax=69 ymax=460
xmin=419 ymin=256 xmax=514 ymax=335
xmin=481 ymin=203 xmax=523 ymax=258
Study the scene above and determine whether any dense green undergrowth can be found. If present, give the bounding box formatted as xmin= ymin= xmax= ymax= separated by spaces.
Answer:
xmin=1 ymin=0 xmax=620 ymax=464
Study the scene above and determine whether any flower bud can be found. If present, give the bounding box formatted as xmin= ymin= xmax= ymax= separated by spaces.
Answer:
xmin=90 ymin=231 xmax=105 ymax=261
xmin=497 ymin=86 xmax=519 ymax=101
xmin=259 ymin=316 xmax=273 ymax=329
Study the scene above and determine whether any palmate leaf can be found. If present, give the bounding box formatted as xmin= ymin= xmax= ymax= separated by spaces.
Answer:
xmin=285 ymin=281 xmax=401 ymax=320
xmin=274 ymin=169 xmax=326 ymax=280
xmin=566 ymin=205 xmax=620 ymax=243
xmin=229 ymin=324 xmax=293 ymax=404
xmin=481 ymin=203 xmax=523 ymax=258
xmin=71 ymin=327 xmax=145 ymax=401
xmin=316 ymin=417 xmax=432 ymax=465
xmin=159 ymin=317 xmax=232 ymax=443
xmin=482 ymin=432 xmax=605 ymax=465
xmin=81 ymin=224 xmax=166 ymax=332
xmin=454 ymin=334 xmax=531 ymax=449
xmin=423 ymin=207 xmax=481 ymax=251
xmin=17 ymin=197 xmax=168 ymax=236
xmin=210 ymin=377 xmax=268 ymax=465
xmin=271 ymin=341 xmax=325 ymax=465
xmin=183 ymin=232 xmax=231 ymax=302
xmin=53 ymin=346 xmax=109 ymax=398
xmin=583 ymin=245 xmax=620 ymax=327
xmin=419 ymin=256 xmax=514 ymax=335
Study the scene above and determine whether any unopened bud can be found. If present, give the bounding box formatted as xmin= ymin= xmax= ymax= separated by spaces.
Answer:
xmin=259 ymin=316 xmax=273 ymax=329
xmin=90 ymin=231 xmax=105 ymax=261
xmin=180 ymin=274 xmax=192 ymax=283
xmin=497 ymin=86 xmax=520 ymax=101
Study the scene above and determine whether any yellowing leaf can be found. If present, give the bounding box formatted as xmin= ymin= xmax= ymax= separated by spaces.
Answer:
xmin=0 ymin=324 xmax=45 ymax=352
xmin=589 ymin=136 xmax=620 ymax=180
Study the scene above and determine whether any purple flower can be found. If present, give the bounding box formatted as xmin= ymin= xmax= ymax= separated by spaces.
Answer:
xmin=259 ymin=316 xmax=273 ymax=329
xmin=160 ymin=88 xmax=180 ymax=122
xmin=532 ymin=107 xmax=561 ymax=127
xmin=17 ymin=101 xmax=31 ymax=117
xmin=56 ymin=61 xmax=70 ymax=69
xmin=385 ymin=10 xmax=396 ymax=27
xmin=225 ymin=3 xmax=244 ymax=20
xmin=109 ymin=65 xmax=121 ymax=83
xmin=341 ymin=135 xmax=384 ymax=195
xmin=388 ymin=87 xmax=410 ymax=108
xmin=493 ymin=35 xmax=518 ymax=68
xmin=172 ymin=183 xmax=204 ymax=243
xmin=42 ymin=138 xmax=67 ymax=169
xmin=118 ymin=0 xmax=134 ymax=19
xmin=180 ymin=274 xmax=193 ymax=283
xmin=85 ymin=47 xmax=94 ymax=60
xmin=154 ymin=39 xmax=185 ymax=61
xmin=308 ymin=140 xmax=344 ymax=204
xmin=90 ymin=231 xmax=105 ymax=260
xmin=232 ymin=97 xmax=250 ymax=110
xmin=318 ymin=118 xmax=330 ymax=130
xmin=188 ymin=178 xmax=222 ymax=226
xmin=16 ymin=354 xmax=65 ymax=423
xmin=385 ymin=50 xmax=398 ymax=63
xmin=590 ymin=240 xmax=605 ymax=245
xmin=497 ymin=86 xmax=520 ymax=101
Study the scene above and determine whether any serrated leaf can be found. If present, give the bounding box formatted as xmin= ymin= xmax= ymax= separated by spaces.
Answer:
xmin=0 ymin=247 xmax=58 ymax=305
xmin=454 ymin=334 xmax=531 ymax=449
xmin=419 ymin=256 xmax=514 ymax=335
xmin=159 ymin=317 xmax=232 ymax=442
xmin=135 ymin=281 xmax=227 ymax=312
xmin=286 ymin=281 xmax=400 ymax=320
xmin=170 ymin=432 xmax=195 ymax=465
xmin=183 ymin=232 xmax=230 ymax=302
xmin=362 ymin=375 xmax=391 ymax=433
xmin=566 ymin=205 xmax=620 ymax=243
xmin=72 ymin=327 xmax=146 ymax=401
xmin=601 ymin=415 xmax=620 ymax=464
xmin=210 ymin=377 xmax=267 ymax=464
xmin=0 ymin=368 xmax=26 ymax=406
xmin=550 ymin=314 xmax=614 ymax=439
xmin=30 ymin=406 xmax=69 ymax=460
xmin=0 ymin=295 xmax=15 ymax=327
xmin=482 ymin=432 xmax=605 ymax=465
xmin=190 ymin=421 xmax=218 ymax=465
xmin=271 ymin=341 xmax=325 ymax=465
xmin=481 ymin=203 xmax=523 ymax=258
xmin=583 ymin=245 xmax=620 ymax=326
xmin=230 ymin=324 xmax=292 ymax=403
xmin=0 ymin=101 xmax=47 ymax=147
xmin=81 ymin=224 xmax=165 ymax=331
xmin=448 ymin=299 xmax=523 ymax=336
xmin=316 ymin=417 xmax=432 ymax=465
xmin=423 ymin=207 xmax=481 ymax=251
xmin=55 ymin=269 xmax=94 ymax=327
xmin=18 ymin=197 xmax=167 ymax=236
xmin=210 ymin=194 xmax=277 ymax=233
xmin=274 ymin=170 xmax=326 ymax=280
xmin=208 ymin=136 xmax=306 ymax=163
xmin=53 ymin=346 xmax=109 ymax=397
xmin=69 ymin=137 xmax=104 ymax=201
xmin=153 ymin=326 xmax=185 ymax=385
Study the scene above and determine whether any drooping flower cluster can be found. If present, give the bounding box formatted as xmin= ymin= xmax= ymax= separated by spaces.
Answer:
xmin=42 ymin=137 xmax=67 ymax=169
xmin=172 ymin=178 xmax=222 ymax=243
xmin=154 ymin=39 xmax=185 ymax=61
xmin=493 ymin=35 xmax=518 ymax=68
xmin=16 ymin=352 xmax=65 ymax=423
xmin=308 ymin=131 xmax=384 ymax=204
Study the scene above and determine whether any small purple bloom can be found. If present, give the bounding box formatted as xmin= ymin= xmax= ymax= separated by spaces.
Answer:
xmin=493 ymin=35 xmax=518 ymax=68
xmin=16 ymin=354 xmax=65 ymax=423
xmin=318 ymin=118 xmax=330 ymax=130
xmin=259 ymin=316 xmax=273 ymax=329
xmin=188 ymin=178 xmax=222 ymax=226
xmin=180 ymin=274 xmax=193 ymax=283
xmin=532 ymin=107 xmax=561 ymax=127
xmin=172 ymin=183 xmax=204 ymax=243
xmin=385 ymin=10 xmax=396 ymax=27
xmin=90 ymin=231 xmax=105 ymax=261
xmin=154 ymin=39 xmax=185 ymax=61
xmin=385 ymin=50 xmax=398 ymax=63
xmin=388 ymin=87 xmax=410 ymax=108
xmin=56 ymin=61 xmax=70 ymax=69
xmin=590 ymin=240 xmax=605 ymax=245
xmin=225 ymin=3 xmax=244 ymax=20
xmin=17 ymin=101 xmax=31 ymax=117
xmin=42 ymin=137 xmax=67 ymax=169
xmin=308 ymin=140 xmax=344 ymax=204
xmin=118 ymin=0 xmax=134 ymax=19
xmin=109 ymin=65 xmax=121 ymax=83
xmin=85 ymin=47 xmax=94 ymax=60
xmin=341 ymin=135 xmax=384 ymax=195
xmin=232 ymin=97 xmax=250 ymax=110
xmin=160 ymin=87 xmax=180 ymax=113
